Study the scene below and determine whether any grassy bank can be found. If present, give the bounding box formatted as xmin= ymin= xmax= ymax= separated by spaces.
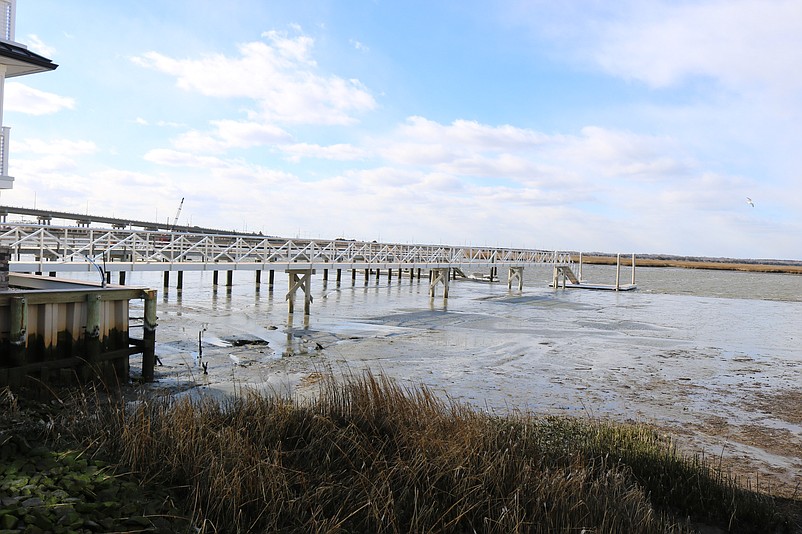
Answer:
xmin=24 ymin=373 xmax=793 ymax=533
xmin=576 ymin=255 xmax=802 ymax=274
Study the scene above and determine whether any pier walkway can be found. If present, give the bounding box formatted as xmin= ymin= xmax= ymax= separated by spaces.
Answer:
xmin=0 ymin=218 xmax=576 ymax=313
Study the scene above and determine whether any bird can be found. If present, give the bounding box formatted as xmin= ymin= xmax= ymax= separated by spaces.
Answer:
xmin=746 ymin=197 xmax=755 ymax=207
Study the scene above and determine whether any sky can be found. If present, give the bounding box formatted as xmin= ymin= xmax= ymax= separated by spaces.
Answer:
xmin=2 ymin=0 xmax=801 ymax=260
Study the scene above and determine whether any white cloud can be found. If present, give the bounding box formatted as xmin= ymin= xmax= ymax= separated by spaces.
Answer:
xmin=13 ymin=138 xmax=97 ymax=155
xmin=23 ymin=34 xmax=56 ymax=57
xmin=350 ymin=39 xmax=369 ymax=52
xmin=592 ymin=0 xmax=802 ymax=91
xmin=132 ymin=30 xmax=376 ymax=125
xmin=398 ymin=116 xmax=549 ymax=149
xmin=5 ymin=83 xmax=75 ymax=115
xmin=280 ymin=143 xmax=368 ymax=162
xmin=143 ymin=148 xmax=228 ymax=168
xmin=172 ymin=120 xmax=291 ymax=153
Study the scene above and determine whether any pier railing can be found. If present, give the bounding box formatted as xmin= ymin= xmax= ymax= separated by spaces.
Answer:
xmin=0 ymin=223 xmax=574 ymax=273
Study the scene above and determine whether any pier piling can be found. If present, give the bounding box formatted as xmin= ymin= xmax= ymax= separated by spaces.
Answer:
xmin=142 ymin=290 xmax=157 ymax=382
xmin=286 ymin=269 xmax=314 ymax=315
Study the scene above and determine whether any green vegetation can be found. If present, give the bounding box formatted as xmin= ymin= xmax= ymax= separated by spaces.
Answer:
xmin=2 ymin=374 xmax=799 ymax=533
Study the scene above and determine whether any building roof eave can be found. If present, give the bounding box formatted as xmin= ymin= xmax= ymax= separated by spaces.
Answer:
xmin=0 ymin=40 xmax=57 ymax=77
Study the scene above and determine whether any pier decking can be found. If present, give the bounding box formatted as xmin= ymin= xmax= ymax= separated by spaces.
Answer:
xmin=0 ymin=220 xmax=585 ymax=314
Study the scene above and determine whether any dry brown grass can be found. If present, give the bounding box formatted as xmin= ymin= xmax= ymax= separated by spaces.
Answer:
xmin=576 ymin=255 xmax=802 ymax=274
xmin=65 ymin=373 xmax=795 ymax=533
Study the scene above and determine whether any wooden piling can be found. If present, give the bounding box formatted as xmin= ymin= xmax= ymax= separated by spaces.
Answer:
xmin=226 ymin=270 xmax=233 ymax=287
xmin=286 ymin=269 xmax=314 ymax=315
xmin=142 ymin=289 xmax=157 ymax=382
xmin=213 ymin=270 xmax=219 ymax=286
xmin=119 ymin=271 xmax=126 ymax=285
xmin=85 ymin=294 xmax=101 ymax=378
xmin=336 ymin=269 xmax=342 ymax=286
xmin=163 ymin=271 xmax=170 ymax=288
xmin=9 ymin=296 xmax=27 ymax=368
xmin=177 ymin=271 xmax=183 ymax=290
xmin=631 ymin=253 xmax=636 ymax=285
xmin=429 ymin=268 xmax=449 ymax=298
xmin=269 ymin=270 xmax=274 ymax=290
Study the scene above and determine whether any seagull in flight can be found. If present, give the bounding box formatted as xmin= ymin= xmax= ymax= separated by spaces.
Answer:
xmin=746 ymin=197 xmax=755 ymax=207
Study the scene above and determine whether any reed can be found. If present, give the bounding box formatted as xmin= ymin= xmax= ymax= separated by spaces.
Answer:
xmin=62 ymin=373 xmax=793 ymax=533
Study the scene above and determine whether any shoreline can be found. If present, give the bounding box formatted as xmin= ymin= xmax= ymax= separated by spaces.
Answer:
xmin=575 ymin=254 xmax=802 ymax=274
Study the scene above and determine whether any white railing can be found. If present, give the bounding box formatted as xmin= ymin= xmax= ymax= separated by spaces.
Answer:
xmin=0 ymin=0 xmax=15 ymax=42
xmin=0 ymin=127 xmax=9 ymax=179
xmin=0 ymin=222 xmax=575 ymax=272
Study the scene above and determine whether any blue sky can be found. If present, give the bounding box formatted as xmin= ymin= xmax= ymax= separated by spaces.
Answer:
xmin=3 ymin=0 xmax=801 ymax=259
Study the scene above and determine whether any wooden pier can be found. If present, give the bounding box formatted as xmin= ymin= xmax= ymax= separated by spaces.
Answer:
xmin=0 ymin=252 xmax=157 ymax=388
xmin=0 ymin=217 xmax=580 ymax=315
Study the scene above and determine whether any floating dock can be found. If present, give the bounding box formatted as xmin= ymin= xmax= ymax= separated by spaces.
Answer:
xmin=551 ymin=253 xmax=637 ymax=291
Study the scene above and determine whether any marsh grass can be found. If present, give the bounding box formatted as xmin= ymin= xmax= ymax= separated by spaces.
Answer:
xmin=60 ymin=373 xmax=793 ymax=533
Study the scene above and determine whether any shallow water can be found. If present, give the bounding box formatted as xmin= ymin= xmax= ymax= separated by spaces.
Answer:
xmin=116 ymin=264 xmax=801 ymax=402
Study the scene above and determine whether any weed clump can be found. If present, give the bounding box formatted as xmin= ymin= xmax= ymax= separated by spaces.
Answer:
xmin=67 ymin=372 xmax=793 ymax=533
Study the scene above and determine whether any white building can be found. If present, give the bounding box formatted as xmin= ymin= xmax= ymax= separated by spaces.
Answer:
xmin=0 ymin=0 xmax=57 ymax=189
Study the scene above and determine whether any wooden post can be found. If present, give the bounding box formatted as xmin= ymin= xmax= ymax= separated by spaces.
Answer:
xmin=256 ymin=270 xmax=261 ymax=285
xmin=508 ymin=266 xmax=524 ymax=291
xmin=119 ymin=271 xmax=126 ymax=285
xmin=9 ymin=296 xmax=27 ymax=367
xmin=163 ymin=271 xmax=170 ymax=288
xmin=177 ymin=271 xmax=183 ymax=290
xmin=286 ymin=269 xmax=315 ymax=315
xmin=387 ymin=268 xmax=392 ymax=282
xmin=631 ymin=253 xmax=636 ymax=285
xmin=269 ymin=270 xmax=275 ymax=291
xmin=351 ymin=269 xmax=356 ymax=285
xmin=578 ymin=252 xmax=583 ymax=282
xmin=429 ymin=268 xmax=450 ymax=299
xmin=615 ymin=253 xmax=621 ymax=291
xmin=213 ymin=270 xmax=219 ymax=286
xmin=142 ymin=290 xmax=157 ymax=382
xmin=336 ymin=269 xmax=342 ymax=286
xmin=323 ymin=269 xmax=328 ymax=282
xmin=364 ymin=269 xmax=369 ymax=286
xmin=226 ymin=270 xmax=233 ymax=287
xmin=375 ymin=269 xmax=380 ymax=282
xmin=85 ymin=294 xmax=101 ymax=378
xmin=0 ymin=247 xmax=8 ymax=291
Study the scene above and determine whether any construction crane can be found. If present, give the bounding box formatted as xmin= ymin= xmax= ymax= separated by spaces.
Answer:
xmin=169 ymin=198 xmax=184 ymax=232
